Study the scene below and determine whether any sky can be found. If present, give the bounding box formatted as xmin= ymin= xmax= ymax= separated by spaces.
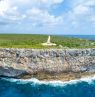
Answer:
xmin=0 ymin=0 xmax=95 ymax=35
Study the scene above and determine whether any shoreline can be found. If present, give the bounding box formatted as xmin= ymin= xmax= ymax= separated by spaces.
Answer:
xmin=19 ymin=72 xmax=95 ymax=81
xmin=1 ymin=73 xmax=95 ymax=87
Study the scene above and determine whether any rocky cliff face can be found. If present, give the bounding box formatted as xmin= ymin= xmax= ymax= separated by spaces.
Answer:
xmin=0 ymin=48 xmax=95 ymax=80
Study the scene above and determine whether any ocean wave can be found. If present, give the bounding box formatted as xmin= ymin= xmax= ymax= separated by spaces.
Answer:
xmin=1 ymin=75 xmax=95 ymax=87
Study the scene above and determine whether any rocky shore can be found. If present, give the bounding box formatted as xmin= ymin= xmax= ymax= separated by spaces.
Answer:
xmin=0 ymin=48 xmax=95 ymax=81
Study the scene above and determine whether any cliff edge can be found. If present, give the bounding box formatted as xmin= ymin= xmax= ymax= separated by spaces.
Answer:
xmin=0 ymin=48 xmax=95 ymax=81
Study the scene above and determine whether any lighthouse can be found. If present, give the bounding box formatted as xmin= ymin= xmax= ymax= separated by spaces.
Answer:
xmin=42 ymin=35 xmax=56 ymax=46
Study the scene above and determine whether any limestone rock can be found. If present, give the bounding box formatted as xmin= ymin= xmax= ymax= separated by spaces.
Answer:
xmin=0 ymin=48 xmax=95 ymax=78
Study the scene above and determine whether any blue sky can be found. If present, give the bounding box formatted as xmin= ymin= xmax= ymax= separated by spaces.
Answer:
xmin=0 ymin=0 xmax=95 ymax=35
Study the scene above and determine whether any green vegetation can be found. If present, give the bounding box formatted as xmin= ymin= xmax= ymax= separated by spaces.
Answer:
xmin=0 ymin=34 xmax=94 ymax=49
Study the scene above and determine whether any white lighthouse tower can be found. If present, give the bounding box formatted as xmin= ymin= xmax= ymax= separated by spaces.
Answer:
xmin=42 ymin=35 xmax=56 ymax=46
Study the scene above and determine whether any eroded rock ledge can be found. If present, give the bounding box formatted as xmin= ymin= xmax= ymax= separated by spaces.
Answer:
xmin=0 ymin=48 xmax=95 ymax=81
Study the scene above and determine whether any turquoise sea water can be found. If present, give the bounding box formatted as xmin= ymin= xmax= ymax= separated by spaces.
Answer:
xmin=64 ymin=35 xmax=95 ymax=40
xmin=0 ymin=77 xmax=95 ymax=97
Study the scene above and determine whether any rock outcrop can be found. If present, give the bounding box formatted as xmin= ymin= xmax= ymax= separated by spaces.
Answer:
xmin=0 ymin=48 xmax=95 ymax=80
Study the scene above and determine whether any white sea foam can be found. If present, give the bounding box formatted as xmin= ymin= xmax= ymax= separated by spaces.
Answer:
xmin=1 ymin=75 xmax=95 ymax=87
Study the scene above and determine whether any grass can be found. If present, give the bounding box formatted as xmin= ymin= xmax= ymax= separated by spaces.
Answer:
xmin=0 ymin=34 xmax=94 ymax=49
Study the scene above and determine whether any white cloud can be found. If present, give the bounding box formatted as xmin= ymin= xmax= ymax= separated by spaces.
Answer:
xmin=0 ymin=0 xmax=64 ymax=23
xmin=73 ymin=0 xmax=95 ymax=15
xmin=0 ymin=0 xmax=95 ymax=34
xmin=0 ymin=0 xmax=10 ymax=16
xmin=67 ymin=0 xmax=95 ymax=25
xmin=73 ymin=5 xmax=89 ymax=15
xmin=10 ymin=0 xmax=64 ymax=8
xmin=26 ymin=8 xmax=63 ymax=27
xmin=85 ymin=0 xmax=95 ymax=6
xmin=40 ymin=0 xmax=64 ymax=4
xmin=0 ymin=0 xmax=26 ymax=22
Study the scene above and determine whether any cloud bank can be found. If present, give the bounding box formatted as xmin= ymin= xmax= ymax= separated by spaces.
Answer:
xmin=0 ymin=0 xmax=95 ymax=34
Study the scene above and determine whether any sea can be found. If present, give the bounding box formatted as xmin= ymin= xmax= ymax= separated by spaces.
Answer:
xmin=0 ymin=76 xmax=95 ymax=97
xmin=63 ymin=35 xmax=95 ymax=40
xmin=0 ymin=35 xmax=95 ymax=97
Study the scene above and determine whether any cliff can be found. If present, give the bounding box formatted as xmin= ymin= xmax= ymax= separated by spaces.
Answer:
xmin=0 ymin=48 xmax=95 ymax=81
